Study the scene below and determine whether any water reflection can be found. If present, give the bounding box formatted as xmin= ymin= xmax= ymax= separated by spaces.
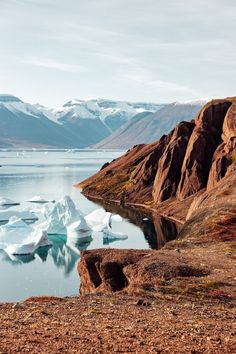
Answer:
xmin=49 ymin=235 xmax=92 ymax=276
xmin=0 ymin=246 xmax=51 ymax=264
xmin=0 ymin=235 xmax=92 ymax=276
xmin=86 ymin=198 xmax=181 ymax=250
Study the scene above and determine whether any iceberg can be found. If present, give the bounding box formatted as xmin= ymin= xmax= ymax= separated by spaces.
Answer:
xmin=66 ymin=219 xmax=92 ymax=241
xmin=43 ymin=195 xmax=84 ymax=235
xmin=85 ymin=208 xmax=122 ymax=231
xmin=0 ymin=197 xmax=20 ymax=206
xmin=85 ymin=209 xmax=127 ymax=241
xmin=0 ymin=209 xmax=38 ymax=223
xmin=0 ymin=217 xmax=52 ymax=255
xmin=28 ymin=196 xmax=55 ymax=204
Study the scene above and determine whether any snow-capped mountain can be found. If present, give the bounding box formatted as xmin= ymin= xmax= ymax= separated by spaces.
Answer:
xmin=0 ymin=94 xmax=80 ymax=148
xmin=0 ymin=95 xmax=163 ymax=148
xmin=37 ymin=98 xmax=164 ymax=132
xmin=0 ymin=94 xmax=45 ymax=119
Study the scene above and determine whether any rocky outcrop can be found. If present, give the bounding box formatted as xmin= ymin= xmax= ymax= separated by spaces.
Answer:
xmin=78 ymin=248 xmax=209 ymax=296
xmin=78 ymin=140 xmax=172 ymax=204
xmin=78 ymin=97 xmax=236 ymax=216
xmin=78 ymin=249 xmax=150 ymax=295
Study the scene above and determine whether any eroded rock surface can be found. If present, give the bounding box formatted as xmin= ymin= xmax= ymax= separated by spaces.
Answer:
xmin=153 ymin=121 xmax=194 ymax=202
xmin=78 ymin=248 xmax=211 ymax=296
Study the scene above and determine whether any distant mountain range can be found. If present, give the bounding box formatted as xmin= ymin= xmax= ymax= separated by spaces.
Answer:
xmin=0 ymin=94 xmax=207 ymax=148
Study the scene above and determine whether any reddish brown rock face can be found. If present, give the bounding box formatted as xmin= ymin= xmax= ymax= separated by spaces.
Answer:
xmin=207 ymin=102 xmax=236 ymax=190
xmin=78 ymin=249 xmax=150 ymax=295
xmin=153 ymin=121 xmax=194 ymax=203
xmin=176 ymin=100 xmax=232 ymax=200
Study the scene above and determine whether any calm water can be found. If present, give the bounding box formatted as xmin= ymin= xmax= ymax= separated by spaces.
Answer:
xmin=0 ymin=149 xmax=178 ymax=302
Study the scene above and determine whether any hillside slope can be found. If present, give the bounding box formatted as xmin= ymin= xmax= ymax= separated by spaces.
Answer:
xmin=94 ymin=101 xmax=206 ymax=149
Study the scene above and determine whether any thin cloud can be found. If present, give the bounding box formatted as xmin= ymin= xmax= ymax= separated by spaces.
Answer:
xmin=120 ymin=73 xmax=194 ymax=93
xmin=92 ymin=52 xmax=136 ymax=65
xmin=23 ymin=58 xmax=85 ymax=73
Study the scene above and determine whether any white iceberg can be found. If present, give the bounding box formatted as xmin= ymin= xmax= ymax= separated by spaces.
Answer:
xmin=28 ymin=195 xmax=55 ymax=204
xmin=86 ymin=210 xmax=127 ymax=241
xmin=85 ymin=208 xmax=122 ymax=231
xmin=43 ymin=195 xmax=84 ymax=235
xmin=0 ymin=197 xmax=20 ymax=206
xmin=66 ymin=219 xmax=92 ymax=241
xmin=0 ymin=209 xmax=38 ymax=223
xmin=0 ymin=217 xmax=52 ymax=255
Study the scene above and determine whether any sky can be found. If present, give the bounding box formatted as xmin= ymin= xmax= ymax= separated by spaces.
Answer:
xmin=0 ymin=0 xmax=235 ymax=107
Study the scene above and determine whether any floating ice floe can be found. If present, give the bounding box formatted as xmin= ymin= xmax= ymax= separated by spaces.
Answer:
xmin=103 ymin=226 xmax=128 ymax=241
xmin=85 ymin=208 xmax=122 ymax=231
xmin=28 ymin=195 xmax=55 ymax=204
xmin=43 ymin=195 xmax=85 ymax=235
xmin=0 ymin=197 xmax=20 ymax=206
xmin=0 ymin=209 xmax=38 ymax=223
xmin=0 ymin=217 xmax=52 ymax=255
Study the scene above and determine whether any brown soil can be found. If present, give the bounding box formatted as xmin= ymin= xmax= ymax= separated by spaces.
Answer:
xmin=0 ymin=291 xmax=235 ymax=354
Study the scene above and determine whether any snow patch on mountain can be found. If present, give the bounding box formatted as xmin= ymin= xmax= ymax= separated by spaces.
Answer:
xmin=0 ymin=94 xmax=45 ymax=119
xmin=32 ymin=98 xmax=165 ymax=132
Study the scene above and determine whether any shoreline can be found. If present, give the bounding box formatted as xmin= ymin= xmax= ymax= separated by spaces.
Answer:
xmin=79 ymin=189 xmax=186 ymax=225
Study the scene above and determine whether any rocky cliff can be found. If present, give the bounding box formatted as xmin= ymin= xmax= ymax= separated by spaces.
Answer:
xmin=78 ymin=97 xmax=236 ymax=212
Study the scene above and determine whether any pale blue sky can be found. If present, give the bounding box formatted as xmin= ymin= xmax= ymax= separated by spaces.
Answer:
xmin=0 ymin=0 xmax=235 ymax=106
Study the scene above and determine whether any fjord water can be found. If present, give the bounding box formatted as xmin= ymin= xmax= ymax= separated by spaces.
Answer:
xmin=0 ymin=149 xmax=178 ymax=302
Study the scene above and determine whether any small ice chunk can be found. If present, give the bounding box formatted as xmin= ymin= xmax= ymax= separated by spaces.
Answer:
xmin=103 ymin=226 xmax=128 ymax=241
xmin=0 ymin=197 xmax=20 ymax=206
xmin=2 ymin=216 xmax=28 ymax=229
xmin=111 ymin=214 xmax=123 ymax=222
xmin=0 ymin=209 xmax=38 ymax=223
xmin=28 ymin=196 xmax=55 ymax=203
xmin=43 ymin=195 xmax=84 ymax=235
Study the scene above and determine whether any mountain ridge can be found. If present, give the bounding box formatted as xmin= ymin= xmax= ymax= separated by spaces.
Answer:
xmin=0 ymin=94 xmax=211 ymax=148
